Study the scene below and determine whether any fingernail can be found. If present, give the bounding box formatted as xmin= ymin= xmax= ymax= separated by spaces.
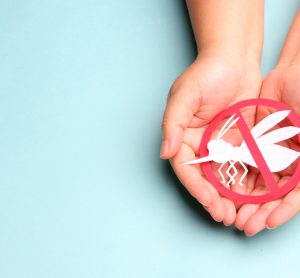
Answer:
xmin=266 ymin=225 xmax=276 ymax=230
xmin=245 ymin=231 xmax=255 ymax=237
xmin=160 ymin=140 xmax=169 ymax=158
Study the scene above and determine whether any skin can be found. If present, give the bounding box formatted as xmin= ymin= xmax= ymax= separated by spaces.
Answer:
xmin=235 ymin=8 xmax=300 ymax=236
xmin=161 ymin=1 xmax=300 ymax=235
xmin=164 ymin=55 xmax=262 ymax=225
xmin=160 ymin=0 xmax=264 ymax=226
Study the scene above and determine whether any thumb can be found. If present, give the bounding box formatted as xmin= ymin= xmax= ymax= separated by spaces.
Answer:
xmin=160 ymin=89 xmax=198 ymax=159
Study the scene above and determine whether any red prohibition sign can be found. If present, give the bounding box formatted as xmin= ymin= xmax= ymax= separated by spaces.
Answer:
xmin=200 ymin=99 xmax=300 ymax=204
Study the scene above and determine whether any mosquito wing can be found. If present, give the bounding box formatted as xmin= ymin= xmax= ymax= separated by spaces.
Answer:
xmin=241 ymin=110 xmax=291 ymax=147
xmin=256 ymin=126 xmax=300 ymax=145
xmin=260 ymin=144 xmax=300 ymax=172
xmin=240 ymin=143 xmax=300 ymax=172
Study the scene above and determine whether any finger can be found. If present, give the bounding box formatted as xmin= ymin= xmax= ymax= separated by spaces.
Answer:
xmin=234 ymin=184 xmax=267 ymax=230
xmin=233 ymin=170 xmax=258 ymax=210
xmin=243 ymin=176 xmax=288 ymax=234
xmin=243 ymin=200 xmax=281 ymax=236
xmin=182 ymin=127 xmax=206 ymax=154
xmin=170 ymin=143 xmax=220 ymax=208
xmin=161 ymin=88 xmax=199 ymax=159
xmin=267 ymin=183 xmax=300 ymax=229
xmin=222 ymin=197 xmax=236 ymax=226
xmin=235 ymin=203 xmax=260 ymax=231
xmin=205 ymin=197 xmax=226 ymax=222
xmin=235 ymin=174 xmax=281 ymax=231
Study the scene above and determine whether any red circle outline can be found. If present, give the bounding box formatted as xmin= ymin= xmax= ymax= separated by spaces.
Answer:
xmin=200 ymin=99 xmax=300 ymax=204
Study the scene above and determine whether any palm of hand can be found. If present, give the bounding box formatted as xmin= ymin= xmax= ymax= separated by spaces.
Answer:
xmin=167 ymin=56 xmax=262 ymax=225
xmin=235 ymin=65 xmax=300 ymax=236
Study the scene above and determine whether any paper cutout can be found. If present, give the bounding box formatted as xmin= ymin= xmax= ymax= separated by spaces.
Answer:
xmin=181 ymin=99 xmax=300 ymax=204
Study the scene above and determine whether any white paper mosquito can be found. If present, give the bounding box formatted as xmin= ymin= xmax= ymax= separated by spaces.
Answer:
xmin=182 ymin=110 xmax=300 ymax=187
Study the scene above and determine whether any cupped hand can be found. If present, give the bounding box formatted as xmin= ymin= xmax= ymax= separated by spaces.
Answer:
xmin=161 ymin=52 xmax=262 ymax=225
xmin=235 ymin=63 xmax=300 ymax=236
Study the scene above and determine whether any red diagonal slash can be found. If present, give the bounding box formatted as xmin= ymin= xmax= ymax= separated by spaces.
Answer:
xmin=235 ymin=111 xmax=278 ymax=192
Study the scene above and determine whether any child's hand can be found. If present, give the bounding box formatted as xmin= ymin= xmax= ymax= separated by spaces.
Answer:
xmin=160 ymin=0 xmax=263 ymax=226
xmin=235 ymin=64 xmax=300 ymax=236
xmin=235 ymin=8 xmax=300 ymax=236
xmin=161 ymin=53 xmax=262 ymax=225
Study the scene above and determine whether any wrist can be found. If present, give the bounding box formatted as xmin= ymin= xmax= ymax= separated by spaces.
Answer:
xmin=276 ymin=9 xmax=300 ymax=68
xmin=187 ymin=0 xmax=264 ymax=68
xmin=197 ymin=43 xmax=261 ymax=68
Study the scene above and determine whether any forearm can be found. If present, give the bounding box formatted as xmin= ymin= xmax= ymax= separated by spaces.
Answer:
xmin=186 ymin=0 xmax=264 ymax=65
xmin=277 ymin=7 xmax=300 ymax=65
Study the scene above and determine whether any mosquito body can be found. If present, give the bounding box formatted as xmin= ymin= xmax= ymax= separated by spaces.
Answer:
xmin=182 ymin=110 xmax=300 ymax=187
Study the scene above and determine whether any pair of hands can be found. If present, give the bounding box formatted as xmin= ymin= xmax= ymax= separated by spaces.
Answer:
xmin=160 ymin=52 xmax=300 ymax=236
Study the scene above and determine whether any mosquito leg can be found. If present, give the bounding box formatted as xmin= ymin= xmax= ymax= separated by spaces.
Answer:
xmin=231 ymin=162 xmax=238 ymax=185
xmin=231 ymin=161 xmax=238 ymax=184
xmin=226 ymin=160 xmax=237 ymax=187
xmin=226 ymin=161 xmax=233 ymax=187
xmin=218 ymin=162 xmax=226 ymax=184
xmin=238 ymin=161 xmax=248 ymax=186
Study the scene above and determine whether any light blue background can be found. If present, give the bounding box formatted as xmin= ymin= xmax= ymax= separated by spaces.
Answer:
xmin=0 ymin=0 xmax=299 ymax=277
